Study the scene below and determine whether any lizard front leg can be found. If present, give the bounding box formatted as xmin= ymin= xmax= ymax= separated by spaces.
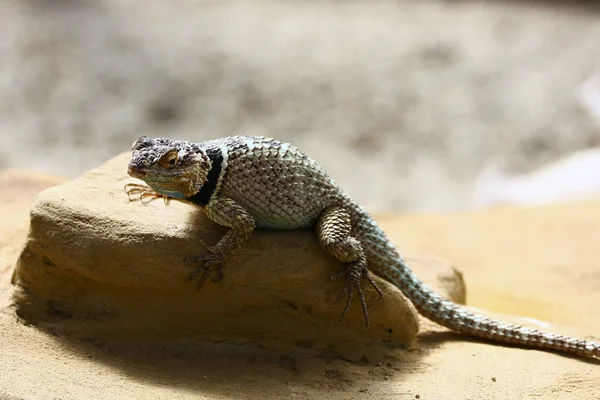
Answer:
xmin=187 ymin=196 xmax=256 ymax=288
xmin=124 ymin=183 xmax=169 ymax=205
xmin=316 ymin=205 xmax=384 ymax=327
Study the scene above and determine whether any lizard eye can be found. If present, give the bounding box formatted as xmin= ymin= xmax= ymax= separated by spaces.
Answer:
xmin=159 ymin=150 xmax=178 ymax=169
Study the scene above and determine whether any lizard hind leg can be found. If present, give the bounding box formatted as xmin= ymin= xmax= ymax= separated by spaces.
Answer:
xmin=317 ymin=206 xmax=384 ymax=328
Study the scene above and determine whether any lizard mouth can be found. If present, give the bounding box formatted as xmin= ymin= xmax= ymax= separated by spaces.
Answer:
xmin=127 ymin=165 xmax=148 ymax=179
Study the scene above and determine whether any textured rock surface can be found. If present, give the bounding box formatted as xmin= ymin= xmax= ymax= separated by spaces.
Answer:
xmin=0 ymin=171 xmax=69 ymax=295
xmin=2 ymin=167 xmax=599 ymax=400
xmin=11 ymin=153 xmax=465 ymax=357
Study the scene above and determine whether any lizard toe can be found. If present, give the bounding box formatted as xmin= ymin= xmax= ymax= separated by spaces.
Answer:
xmin=332 ymin=257 xmax=380 ymax=328
xmin=185 ymin=253 xmax=226 ymax=289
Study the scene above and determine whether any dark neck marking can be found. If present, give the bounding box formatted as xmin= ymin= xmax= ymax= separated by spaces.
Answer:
xmin=186 ymin=147 xmax=224 ymax=207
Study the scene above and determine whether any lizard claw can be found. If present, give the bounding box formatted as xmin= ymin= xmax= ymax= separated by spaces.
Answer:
xmin=330 ymin=257 xmax=384 ymax=328
xmin=124 ymin=183 xmax=169 ymax=205
xmin=185 ymin=244 xmax=227 ymax=288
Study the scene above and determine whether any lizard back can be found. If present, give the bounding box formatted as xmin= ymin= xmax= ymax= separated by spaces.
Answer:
xmin=205 ymin=136 xmax=344 ymax=229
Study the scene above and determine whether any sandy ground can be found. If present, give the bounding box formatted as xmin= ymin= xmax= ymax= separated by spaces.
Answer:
xmin=1 ymin=170 xmax=599 ymax=399
xmin=2 ymin=2 xmax=600 ymax=398
xmin=2 ymin=1 xmax=600 ymax=211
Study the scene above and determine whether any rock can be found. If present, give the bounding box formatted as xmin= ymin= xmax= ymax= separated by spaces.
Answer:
xmin=0 ymin=170 xmax=68 ymax=293
xmin=11 ymin=153 xmax=464 ymax=358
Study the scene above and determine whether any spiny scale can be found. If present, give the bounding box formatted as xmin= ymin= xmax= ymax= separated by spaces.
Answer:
xmin=127 ymin=135 xmax=600 ymax=360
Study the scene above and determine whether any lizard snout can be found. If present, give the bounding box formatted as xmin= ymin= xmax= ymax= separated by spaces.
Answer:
xmin=127 ymin=165 xmax=148 ymax=179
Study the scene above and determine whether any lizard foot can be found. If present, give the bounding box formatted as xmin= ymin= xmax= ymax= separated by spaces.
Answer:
xmin=124 ymin=183 xmax=169 ymax=205
xmin=185 ymin=239 xmax=227 ymax=289
xmin=330 ymin=256 xmax=384 ymax=328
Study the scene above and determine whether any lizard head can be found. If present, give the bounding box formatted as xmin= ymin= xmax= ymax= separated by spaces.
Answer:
xmin=127 ymin=136 xmax=211 ymax=199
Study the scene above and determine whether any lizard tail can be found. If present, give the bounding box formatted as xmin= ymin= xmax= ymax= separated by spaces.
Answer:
xmin=388 ymin=260 xmax=600 ymax=359
xmin=355 ymin=211 xmax=600 ymax=359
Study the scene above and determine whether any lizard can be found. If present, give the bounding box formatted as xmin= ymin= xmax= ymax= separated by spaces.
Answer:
xmin=125 ymin=135 xmax=600 ymax=360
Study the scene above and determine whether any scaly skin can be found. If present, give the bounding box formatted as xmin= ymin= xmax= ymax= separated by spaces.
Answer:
xmin=127 ymin=135 xmax=600 ymax=359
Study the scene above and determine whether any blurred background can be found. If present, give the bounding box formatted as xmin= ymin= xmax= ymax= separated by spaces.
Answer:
xmin=2 ymin=0 xmax=600 ymax=212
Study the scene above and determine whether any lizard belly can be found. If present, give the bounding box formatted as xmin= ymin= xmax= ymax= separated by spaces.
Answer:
xmin=235 ymin=196 xmax=323 ymax=229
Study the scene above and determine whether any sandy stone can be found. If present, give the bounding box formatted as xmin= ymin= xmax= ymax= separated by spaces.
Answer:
xmin=11 ymin=153 xmax=464 ymax=359
xmin=0 ymin=170 xmax=69 ymax=293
